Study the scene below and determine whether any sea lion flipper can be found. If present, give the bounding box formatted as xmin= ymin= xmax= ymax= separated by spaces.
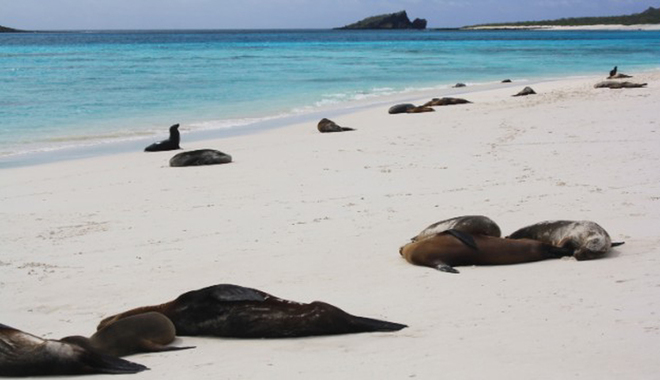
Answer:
xmin=436 ymin=264 xmax=460 ymax=274
xmin=611 ymin=241 xmax=625 ymax=247
xmin=444 ymin=229 xmax=478 ymax=250
xmin=139 ymin=340 xmax=196 ymax=353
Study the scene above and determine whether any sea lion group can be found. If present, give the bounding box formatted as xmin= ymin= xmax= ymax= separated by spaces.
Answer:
xmin=399 ymin=216 xmax=623 ymax=274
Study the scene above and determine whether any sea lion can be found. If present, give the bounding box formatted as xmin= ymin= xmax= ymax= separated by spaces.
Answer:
xmin=400 ymin=230 xmax=573 ymax=274
xmin=169 ymin=149 xmax=232 ymax=167
xmin=506 ymin=220 xmax=624 ymax=261
xmin=409 ymin=215 xmax=501 ymax=243
xmin=97 ymin=284 xmax=407 ymax=338
xmin=608 ymin=73 xmax=632 ymax=79
xmin=453 ymin=83 xmax=466 ymax=88
xmin=388 ymin=103 xmax=415 ymax=114
xmin=609 ymin=66 xmax=617 ymax=78
xmin=61 ymin=312 xmax=193 ymax=357
xmin=144 ymin=124 xmax=181 ymax=152
xmin=422 ymin=97 xmax=471 ymax=107
xmin=512 ymin=86 xmax=537 ymax=97
xmin=594 ymin=81 xmax=647 ymax=89
xmin=406 ymin=106 xmax=435 ymax=113
xmin=501 ymin=79 xmax=512 ymax=83
xmin=0 ymin=323 xmax=147 ymax=377
xmin=317 ymin=118 xmax=355 ymax=133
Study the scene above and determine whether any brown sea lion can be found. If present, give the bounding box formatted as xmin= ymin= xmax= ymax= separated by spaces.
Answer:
xmin=317 ymin=118 xmax=355 ymax=133
xmin=0 ymin=323 xmax=147 ymax=377
xmin=406 ymin=106 xmax=435 ymax=113
xmin=607 ymin=73 xmax=632 ymax=79
xmin=501 ymin=79 xmax=512 ymax=83
xmin=594 ymin=81 xmax=647 ymax=89
xmin=62 ymin=312 xmax=193 ymax=357
xmin=512 ymin=86 xmax=537 ymax=97
xmin=453 ymin=83 xmax=466 ymax=88
xmin=409 ymin=215 xmax=501 ymax=243
xmin=422 ymin=97 xmax=471 ymax=107
xmin=97 ymin=284 xmax=406 ymax=338
xmin=506 ymin=220 xmax=624 ymax=261
xmin=144 ymin=124 xmax=181 ymax=152
xmin=388 ymin=103 xmax=415 ymax=114
xmin=400 ymin=230 xmax=573 ymax=274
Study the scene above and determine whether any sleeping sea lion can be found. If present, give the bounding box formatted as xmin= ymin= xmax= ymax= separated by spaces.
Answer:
xmin=61 ymin=312 xmax=193 ymax=357
xmin=513 ymin=87 xmax=536 ymax=97
xmin=144 ymin=124 xmax=181 ymax=152
xmin=594 ymin=81 xmax=647 ymax=89
xmin=400 ymin=230 xmax=573 ymax=274
xmin=169 ymin=149 xmax=232 ymax=167
xmin=0 ymin=323 xmax=147 ymax=377
xmin=97 ymin=284 xmax=406 ymax=338
xmin=506 ymin=220 xmax=624 ymax=261
xmin=409 ymin=215 xmax=501 ymax=243
xmin=317 ymin=118 xmax=355 ymax=133
xmin=422 ymin=97 xmax=471 ymax=107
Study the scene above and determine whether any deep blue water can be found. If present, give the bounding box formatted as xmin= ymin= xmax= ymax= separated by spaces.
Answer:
xmin=1 ymin=29 xmax=659 ymax=161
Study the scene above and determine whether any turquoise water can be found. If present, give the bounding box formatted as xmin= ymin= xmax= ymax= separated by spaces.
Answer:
xmin=1 ymin=29 xmax=659 ymax=164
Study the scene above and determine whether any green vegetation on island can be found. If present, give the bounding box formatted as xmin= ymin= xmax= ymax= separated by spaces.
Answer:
xmin=337 ymin=10 xmax=427 ymax=30
xmin=466 ymin=6 xmax=659 ymax=28
xmin=0 ymin=25 xmax=23 ymax=33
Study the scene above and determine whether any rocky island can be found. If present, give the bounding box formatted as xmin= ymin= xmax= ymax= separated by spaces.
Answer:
xmin=337 ymin=11 xmax=427 ymax=30
xmin=0 ymin=25 xmax=22 ymax=33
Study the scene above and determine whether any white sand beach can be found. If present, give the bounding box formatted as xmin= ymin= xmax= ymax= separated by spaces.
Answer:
xmin=1 ymin=71 xmax=659 ymax=379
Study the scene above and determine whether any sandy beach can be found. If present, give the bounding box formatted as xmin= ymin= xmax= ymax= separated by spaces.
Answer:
xmin=1 ymin=71 xmax=659 ymax=379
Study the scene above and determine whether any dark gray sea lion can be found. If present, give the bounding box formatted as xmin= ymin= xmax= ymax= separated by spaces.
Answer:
xmin=61 ymin=312 xmax=193 ymax=358
xmin=0 ymin=323 xmax=147 ymax=377
xmin=388 ymin=103 xmax=416 ymax=114
xmin=144 ymin=124 xmax=181 ymax=152
xmin=506 ymin=220 xmax=624 ymax=261
xmin=406 ymin=106 xmax=435 ymax=113
xmin=501 ymin=79 xmax=512 ymax=83
xmin=409 ymin=215 xmax=501 ymax=243
xmin=97 ymin=284 xmax=406 ymax=338
xmin=594 ymin=81 xmax=647 ymax=89
xmin=609 ymin=66 xmax=617 ymax=78
xmin=512 ymin=86 xmax=537 ymax=97
xmin=453 ymin=83 xmax=466 ymax=88
xmin=400 ymin=230 xmax=573 ymax=274
xmin=169 ymin=149 xmax=232 ymax=167
xmin=422 ymin=97 xmax=472 ymax=107
xmin=317 ymin=118 xmax=355 ymax=133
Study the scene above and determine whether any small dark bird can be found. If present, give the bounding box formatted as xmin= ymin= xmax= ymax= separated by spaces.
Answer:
xmin=144 ymin=124 xmax=181 ymax=152
xmin=609 ymin=66 xmax=618 ymax=78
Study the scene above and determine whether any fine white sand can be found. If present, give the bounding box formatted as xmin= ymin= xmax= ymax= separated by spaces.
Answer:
xmin=1 ymin=71 xmax=659 ymax=379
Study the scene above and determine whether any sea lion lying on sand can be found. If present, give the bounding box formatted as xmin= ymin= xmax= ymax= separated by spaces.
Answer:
xmin=594 ymin=81 xmax=647 ymax=89
xmin=0 ymin=323 xmax=147 ymax=376
xmin=98 ymin=284 xmax=407 ymax=338
xmin=422 ymin=97 xmax=471 ymax=107
xmin=400 ymin=230 xmax=573 ymax=274
xmin=388 ymin=104 xmax=416 ymax=114
xmin=506 ymin=220 xmax=624 ymax=261
xmin=513 ymin=87 xmax=537 ymax=97
xmin=317 ymin=118 xmax=355 ymax=133
xmin=408 ymin=215 xmax=501 ymax=243
xmin=406 ymin=106 xmax=435 ymax=113
xmin=169 ymin=149 xmax=232 ymax=167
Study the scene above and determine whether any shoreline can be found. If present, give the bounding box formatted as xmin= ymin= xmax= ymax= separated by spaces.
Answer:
xmin=4 ymin=67 xmax=660 ymax=169
xmin=466 ymin=23 xmax=660 ymax=31
xmin=1 ymin=70 xmax=659 ymax=378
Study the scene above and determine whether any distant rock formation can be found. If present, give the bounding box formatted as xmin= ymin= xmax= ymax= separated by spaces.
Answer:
xmin=0 ymin=25 xmax=22 ymax=33
xmin=338 ymin=11 xmax=427 ymax=30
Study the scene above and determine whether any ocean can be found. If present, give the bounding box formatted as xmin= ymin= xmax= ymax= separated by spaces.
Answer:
xmin=1 ymin=29 xmax=659 ymax=166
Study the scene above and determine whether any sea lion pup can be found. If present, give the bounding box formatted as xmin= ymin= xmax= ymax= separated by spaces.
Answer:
xmin=609 ymin=66 xmax=617 ymax=78
xmin=61 ymin=312 xmax=194 ymax=357
xmin=506 ymin=220 xmax=624 ymax=261
xmin=400 ymin=230 xmax=573 ymax=274
xmin=144 ymin=124 xmax=181 ymax=152
xmin=97 ymin=284 xmax=407 ymax=338
xmin=169 ymin=149 xmax=232 ymax=167
xmin=422 ymin=97 xmax=471 ymax=107
xmin=0 ymin=323 xmax=147 ymax=377
xmin=317 ymin=118 xmax=355 ymax=133
xmin=512 ymin=86 xmax=537 ymax=97
xmin=409 ymin=215 xmax=501 ymax=243
xmin=594 ymin=81 xmax=647 ymax=89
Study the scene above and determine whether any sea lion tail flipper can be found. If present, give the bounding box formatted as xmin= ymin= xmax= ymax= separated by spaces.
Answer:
xmin=436 ymin=264 xmax=460 ymax=274
xmin=611 ymin=241 xmax=625 ymax=247
xmin=542 ymin=245 xmax=574 ymax=259
xmin=341 ymin=127 xmax=356 ymax=131
xmin=82 ymin=351 xmax=149 ymax=374
xmin=444 ymin=229 xmax=477 ymax=250
xmin=349 ymin=315 xmax=408 ymax=332
xmin=140 ymin=340 xmax=196 ymax=353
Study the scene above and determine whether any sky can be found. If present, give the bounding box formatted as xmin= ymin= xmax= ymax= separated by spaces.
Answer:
xmin=0 ymin=0 xmax=655 ymax=30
